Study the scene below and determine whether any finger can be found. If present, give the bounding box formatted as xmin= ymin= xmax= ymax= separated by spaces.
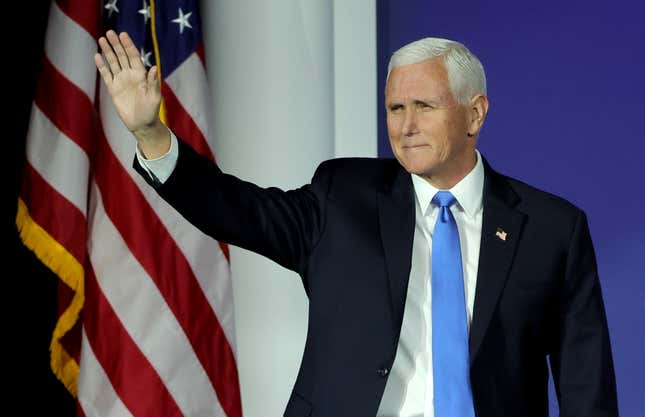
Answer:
xmin=98 ymin=36 xmax=121 ymax=75
xmin=106 ymin=30 xmax=130 ymax=70
xmin=120 ymin=31 xmax=145 ymax=71
xmin=147 ymin=65 xmax=158 ymax=87
xmin=94 ymin=53 xmax=113 ymax=87
xmin=147 ymin=66 xmax=162 ymax=98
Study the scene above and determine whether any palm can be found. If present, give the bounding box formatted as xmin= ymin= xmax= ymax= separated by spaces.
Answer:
xmin=109 ymin=65 xmax=160 ymax=132
xmin=95 ymin=31 xmax=161 ymax=132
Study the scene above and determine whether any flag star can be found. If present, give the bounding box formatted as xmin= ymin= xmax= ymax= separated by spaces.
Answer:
xmin=140 ymin=48 xmax=153 ymax=67
xmin=104 ymin=0 xmax=119 ymax=18
xmin=138 ymin=0 xmax=151 ymax=24
xmin=172 ymin=8 xmax=193 ymax=34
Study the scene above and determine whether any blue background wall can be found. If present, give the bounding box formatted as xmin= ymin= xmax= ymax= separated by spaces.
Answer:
xmin=377 ymin=1 xmax=644 ymax=415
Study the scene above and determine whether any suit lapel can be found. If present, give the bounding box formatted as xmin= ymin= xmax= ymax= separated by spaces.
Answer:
xmin=375 ymin=158 xmax=526 ymax=363
xmin=377 ymin=166 xmax=416 ymax=334
xmin=469 ymin=160 xmax=526 ymax=363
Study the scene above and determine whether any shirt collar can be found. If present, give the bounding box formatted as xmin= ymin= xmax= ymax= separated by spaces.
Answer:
xmin=411 ymin=149 xmax=484 ymax=218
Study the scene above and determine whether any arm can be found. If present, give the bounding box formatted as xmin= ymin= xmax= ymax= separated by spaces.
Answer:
xmin=133 ymin=136 xmax=331 ymax=275
xmin=549 ymin=210 xmax=619 ymax=417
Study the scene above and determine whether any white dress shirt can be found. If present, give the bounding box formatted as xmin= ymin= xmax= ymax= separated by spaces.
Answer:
xmin=139 ymin=138 xmax=485 ymax=416
xmin=135 ymin=132 xmax=180 ymax=183
xmin=376 ymin=151 xmax=484 ymax=417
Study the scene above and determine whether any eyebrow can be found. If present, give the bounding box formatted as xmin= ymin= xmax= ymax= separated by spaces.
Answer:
xmin=386 ymin=98 xmax=440 ymax=108
xmin=413 ymin=99 xmax=438 ymax=106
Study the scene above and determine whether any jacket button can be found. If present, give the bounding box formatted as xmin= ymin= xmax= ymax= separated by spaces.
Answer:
xmin=376 ymin=368 xmax=389 ymax=377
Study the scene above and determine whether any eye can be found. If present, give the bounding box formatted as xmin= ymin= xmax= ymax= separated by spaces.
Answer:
xmin=416 ymin=102 xmax=433 ymax=110
xmin=388 ymin=104 xmax=404 ymax=113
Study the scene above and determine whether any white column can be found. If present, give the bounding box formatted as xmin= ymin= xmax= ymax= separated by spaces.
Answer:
xmin=201 ymin=1 xmax=375 ymax=416
xmin=333 ymin=0 xmax=378 ymax=158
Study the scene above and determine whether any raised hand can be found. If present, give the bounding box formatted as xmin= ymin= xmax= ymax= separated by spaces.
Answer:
xmin=95 ymin=30 xmax=169 ymax=156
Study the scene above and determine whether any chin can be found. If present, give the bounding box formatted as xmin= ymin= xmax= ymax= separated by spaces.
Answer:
xmin=398 ymin=156 xmax=437 ymax=177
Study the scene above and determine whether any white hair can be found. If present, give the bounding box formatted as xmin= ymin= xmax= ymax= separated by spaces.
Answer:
xmin=387 ymin=37 xmax=487 ymax=105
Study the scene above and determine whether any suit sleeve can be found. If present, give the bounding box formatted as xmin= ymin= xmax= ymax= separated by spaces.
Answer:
xmin=549 ymin=210 xmax=619 ymax=417
xmin=132 ymin=135 xmax=331 ymax=276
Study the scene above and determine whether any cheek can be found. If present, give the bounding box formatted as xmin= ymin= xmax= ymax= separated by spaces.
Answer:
xmin=444 ymin=109 xmax=469 ymax=138
xmin=386 ymin=118 xmax=402 ymax=142
xmin=421 ymin=117 xmax=455 ymax=145
xmin=446 ymin=117 xmax=465 ymax=136
xmin=417 ymin=120 xmax=443 ymax=149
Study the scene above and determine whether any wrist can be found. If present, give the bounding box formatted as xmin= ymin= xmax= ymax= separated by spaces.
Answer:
xmin=133 ymin=118 xmax=168 ymax=143
xmin=134 ymin=119 xmax=171 ymax=159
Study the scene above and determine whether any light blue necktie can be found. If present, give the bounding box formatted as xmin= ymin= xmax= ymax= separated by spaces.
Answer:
xmin=431 ymin=191 xmax=475 ymax=417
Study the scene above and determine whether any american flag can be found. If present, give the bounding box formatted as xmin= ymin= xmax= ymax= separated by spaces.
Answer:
xmin=16 ymin=1 xmax=242 ymax=415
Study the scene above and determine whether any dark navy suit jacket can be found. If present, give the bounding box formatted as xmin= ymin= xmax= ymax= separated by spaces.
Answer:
xmin=135 ymin=137 xmax=619 ymax=417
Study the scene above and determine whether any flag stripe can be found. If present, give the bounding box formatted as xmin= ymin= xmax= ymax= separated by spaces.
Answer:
xmin=87 ymin=182 xmax=228 ymax=416
xmin=83 ymin=262 xmax=183 ymax=417
xmin=46 ymin=1 xmax=97 ymax=100
xmin=196 ymin=44 xmax=206 ymax=65
xmin=34 ymin=57 xmax=94 ymax=155
xmin=56 ymin=0 xmax=101 ymax=39
xmin=77 ymin=330 xmax=134 ymax=417
xmin=94 ymin=115 xmax=242 ymax=416
xmin=162 ymin=81 xmax=215 ymax=160
xmin=20 ymin=163 xmax=86 ymax=262
xmin=76 ymin=401 xmax=88 ymax=417
xmin=165 ymin=53 xmax=214 ymax=155
xmin=25 ymin=105 xmax=90 ymax=215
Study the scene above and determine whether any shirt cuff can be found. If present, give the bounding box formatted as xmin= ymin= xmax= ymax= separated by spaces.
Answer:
xmin=135 ymin=131 xmax=179 ymax=184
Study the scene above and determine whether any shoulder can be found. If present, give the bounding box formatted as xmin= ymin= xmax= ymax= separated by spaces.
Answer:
xmin=307 ymin=157 xmax=406 ymax=204
xmin=313 ymin=157 xmax=403 ymax=186
xmin=481 ymin=154 xmax=582 ymax=215
xmin=509 ymin=176 xmax=580 ymax=213
xmin=316 ymin=156 xmax=400 ymax=173
xmin=493 ymin=169 xmax=585 ymax=232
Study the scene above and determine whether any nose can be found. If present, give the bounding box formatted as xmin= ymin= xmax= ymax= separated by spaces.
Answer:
xmin=402 ymin=109 xmax=419 ymax=137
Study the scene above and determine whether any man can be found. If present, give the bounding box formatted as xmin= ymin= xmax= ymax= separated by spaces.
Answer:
xmin=95 ymin=30 xmax=619 ymax=416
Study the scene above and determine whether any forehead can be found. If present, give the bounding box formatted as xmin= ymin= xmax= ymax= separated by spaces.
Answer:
xmin=386 ymin=58 xmax=452 ymax=101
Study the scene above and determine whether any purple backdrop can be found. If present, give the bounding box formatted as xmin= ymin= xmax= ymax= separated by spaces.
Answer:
xmin=377 ymin=0 xmax=645 ymax=415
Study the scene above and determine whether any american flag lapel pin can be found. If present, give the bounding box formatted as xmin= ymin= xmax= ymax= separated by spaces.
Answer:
xmin=495 ymin=227 xmax=507 ymax=242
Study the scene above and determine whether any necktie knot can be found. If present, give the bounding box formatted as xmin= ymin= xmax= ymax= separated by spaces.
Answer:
xmin=432 ymin=190 xmax=457 ymax=208
xmin=432 ymin=191 xmax=456 ymax=223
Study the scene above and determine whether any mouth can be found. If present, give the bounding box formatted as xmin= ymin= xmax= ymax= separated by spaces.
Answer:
xmin=402 ymin=144 xmax=430 ymax=149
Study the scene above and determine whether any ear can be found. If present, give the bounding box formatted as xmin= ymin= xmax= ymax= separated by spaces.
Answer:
xmin=467 ymin=94 xmax=489 ymax=137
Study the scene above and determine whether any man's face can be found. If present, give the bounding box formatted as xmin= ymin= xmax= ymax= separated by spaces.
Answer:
xmin=385 ymin=58 xmax=475 ymax=186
